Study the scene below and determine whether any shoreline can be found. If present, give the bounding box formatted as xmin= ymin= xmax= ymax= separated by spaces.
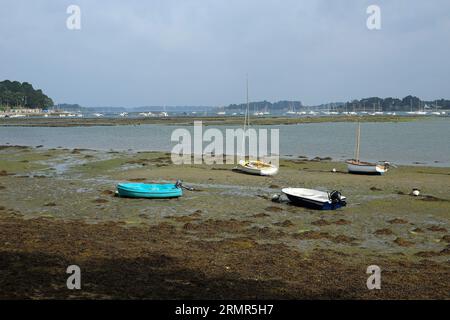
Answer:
xmin=0 ymin=115 xmax=430 ymax=127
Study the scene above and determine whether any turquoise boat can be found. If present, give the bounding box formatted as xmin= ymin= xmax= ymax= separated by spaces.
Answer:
xmin=117 ymin=182 xmax=183 ymax=199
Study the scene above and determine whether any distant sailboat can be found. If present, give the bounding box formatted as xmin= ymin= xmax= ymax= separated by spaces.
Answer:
xmin=217 ymin=106 xmax=226 ymax=115
xmin=346 ymin=122 xmax=389 ymax=175
xmin=286 ymin=102 xmax=296 ymax=115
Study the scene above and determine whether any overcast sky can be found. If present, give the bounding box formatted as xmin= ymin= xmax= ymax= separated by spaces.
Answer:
xmin=1 ymin=0 xmax=449 ymax=107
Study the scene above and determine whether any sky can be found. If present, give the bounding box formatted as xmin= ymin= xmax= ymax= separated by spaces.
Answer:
xmin=0 ymin=0 xmax=449 ymax=107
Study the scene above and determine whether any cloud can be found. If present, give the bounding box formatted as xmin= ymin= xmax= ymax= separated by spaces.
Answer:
xmin=0 ymin=0 xmax=449 ymax=106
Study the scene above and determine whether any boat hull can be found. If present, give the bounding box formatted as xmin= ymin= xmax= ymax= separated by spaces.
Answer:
xmin=236 ymin=160 xmax=278 ymax=176
xmin=282 ymin=188 xmax=346 ymax=210
xmin=346 ymin=161 xmax=387 ymax=175
xmin=117 ymin=183 xmax=182 ymax=198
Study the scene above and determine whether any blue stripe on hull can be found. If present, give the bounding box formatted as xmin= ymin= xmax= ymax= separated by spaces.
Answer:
xmin=348 ymin=170 xmax=383 ymax=175
xmin=117 ymin=189 xmax=182 ymax=198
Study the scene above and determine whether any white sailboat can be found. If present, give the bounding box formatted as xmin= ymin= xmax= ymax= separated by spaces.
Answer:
xmin=346 ymin=122 xmax=389 ymax=175
xmin=286 ymin=102 xmax=296 ymax=115
xmin=236 ymin=76 xmax=278 ymax=176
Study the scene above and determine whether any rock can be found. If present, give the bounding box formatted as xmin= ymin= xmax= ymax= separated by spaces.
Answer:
xmin=271 ymin=194 xmax=281 ymax=202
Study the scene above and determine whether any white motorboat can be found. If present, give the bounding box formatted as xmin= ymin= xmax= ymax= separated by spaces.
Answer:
xmin=282 ymin=187 xmax=346 ymax=210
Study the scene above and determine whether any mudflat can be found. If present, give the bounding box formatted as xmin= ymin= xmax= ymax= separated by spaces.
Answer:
xmin=0 ymin=145 xmax=449 ymax=299
xmin=0 ymin=115 xmax=423 ymax=127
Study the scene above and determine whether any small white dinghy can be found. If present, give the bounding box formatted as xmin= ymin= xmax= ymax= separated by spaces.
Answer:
xmin=347 ymin=122 xmax=389 ymax=175
xmin=282 ymin=188 xmax=347 ymax=210
xmin=237 ymin=159 xmax=279 ymax=176
xmin=234 ymin=75 xmax=279 ymax=177
xmin=346 ymin=160 xmax=388 ymax=175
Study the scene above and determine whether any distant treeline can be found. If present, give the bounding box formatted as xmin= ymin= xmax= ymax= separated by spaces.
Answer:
xmin=225 ymin=96 xmax=450 ymax=112
xmin=0 ymin=80 xmax=53 ymax=109
xmin=336 ymin=96 xmax=450 ymax=112
xmin=225 ymin=100 xmax=303 ymax=112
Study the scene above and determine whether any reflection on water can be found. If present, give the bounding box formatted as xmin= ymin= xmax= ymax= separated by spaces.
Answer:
xmin=0 ymin=118 xmax=449 ymax=166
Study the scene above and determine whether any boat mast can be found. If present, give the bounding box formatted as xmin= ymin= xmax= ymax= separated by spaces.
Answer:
xmin=246 ymin=74 xmax=250 ymax=128
xmin=242 ymin=74 xmax=250 ymax=157
xmin=354 ymin=122 xmax=361 ymax=162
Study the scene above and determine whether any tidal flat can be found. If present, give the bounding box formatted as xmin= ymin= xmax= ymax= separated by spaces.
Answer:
xmin=0 ymin=114 xmax=424 ymax=127
xmin=0 ymin=145 xmax=449 ymax=299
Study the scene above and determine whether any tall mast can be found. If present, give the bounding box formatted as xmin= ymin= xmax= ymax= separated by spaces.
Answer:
xmin=246 ymin=74 xmax=250 ymax=128
xmin=242 ymin=74 xmax=249 ymax=157
xmin=354 ymin=122 xmax=361 ymax=162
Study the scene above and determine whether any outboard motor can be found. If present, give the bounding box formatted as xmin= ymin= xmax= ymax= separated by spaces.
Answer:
xmin=329 ymin=190 xmax=342 ymax=204
xmin=175 ymin=180 xmax=182 ymax=188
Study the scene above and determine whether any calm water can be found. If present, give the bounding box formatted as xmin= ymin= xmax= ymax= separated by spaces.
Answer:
xmin=1 ymin=119 xmax=449 ymax=167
